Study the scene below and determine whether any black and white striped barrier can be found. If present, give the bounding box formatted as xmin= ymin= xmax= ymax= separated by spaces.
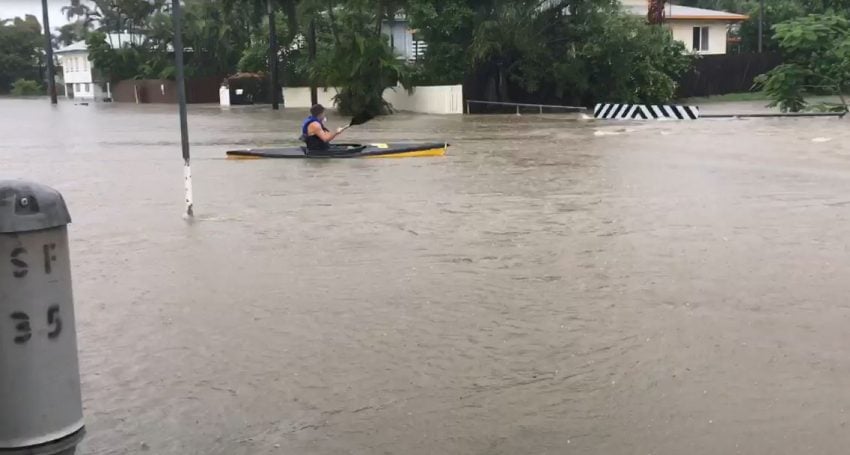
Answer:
xmin=594 ymin=103 xmax=700 ymax=120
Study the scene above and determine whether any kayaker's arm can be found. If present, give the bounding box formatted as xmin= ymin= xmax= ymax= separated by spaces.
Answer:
xmin=308 ymin=122 xmax=343 ymax=143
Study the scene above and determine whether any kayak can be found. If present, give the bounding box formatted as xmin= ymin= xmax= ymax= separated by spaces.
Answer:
xmin=226 ymin=142 xmax=448 ymax=159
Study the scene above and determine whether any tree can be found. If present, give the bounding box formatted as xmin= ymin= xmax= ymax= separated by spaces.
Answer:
xmin=754 ymin=14 xmax=850 ymax=112
xmin=0 ymin=15 xmax=44 ymax=93
xmin=62 ymin=0 xmax=97 ymax=28
xmin=11 ymin=79 xmax=43 ymax=95
xmin=408 ymin=0 xmax=690 ymax=105
xmin=309 ymin=0 xmax=411 ymax=117
xmin=648 ymin=0 xmax=667 ymax=24
xmin=56 ymin=20 xmax=92 ymax=46
xmin=86 ymin=30 xmax=145 ymax=80
xmin=222 ymin=0 xmax=300 ymax=108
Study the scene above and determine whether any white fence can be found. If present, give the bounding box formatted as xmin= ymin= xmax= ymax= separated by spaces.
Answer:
xmin=279 ymin=85 xmax=464 ymax=114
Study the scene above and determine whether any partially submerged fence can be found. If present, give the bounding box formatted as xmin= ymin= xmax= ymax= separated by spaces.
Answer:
xmin=676 ymin=52 xmax=782 ymax=98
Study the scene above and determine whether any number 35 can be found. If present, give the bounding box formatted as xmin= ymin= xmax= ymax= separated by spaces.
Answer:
xmin=8 ymin=305 xmax=62 ymax=345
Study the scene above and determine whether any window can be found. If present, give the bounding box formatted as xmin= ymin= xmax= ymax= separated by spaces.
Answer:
xmin=412 ymin=33 xmax=427 ymax=61
xmin=84 ymin=83 xmax=90 ymax=92
xmin=75 ymin=83 xmax=81 ymax=92
xmin=692 ymin=26 xmax=709 ymax=52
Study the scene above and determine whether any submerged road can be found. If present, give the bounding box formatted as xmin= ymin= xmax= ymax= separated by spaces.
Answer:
xmin=2 ymin=99 xmax=850 ymax=454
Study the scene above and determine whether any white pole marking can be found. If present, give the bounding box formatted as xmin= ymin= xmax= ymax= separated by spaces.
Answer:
xmin=184 ymin=163 xmax=194 ymax=218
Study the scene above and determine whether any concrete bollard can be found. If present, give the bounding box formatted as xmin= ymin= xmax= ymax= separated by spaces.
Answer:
xmin=0 ymin=181 xmax=85 ymax=455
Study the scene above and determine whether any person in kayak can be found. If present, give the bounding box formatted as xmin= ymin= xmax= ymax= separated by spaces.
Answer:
xmin=301 ymin=104 xmax=344 ymax=152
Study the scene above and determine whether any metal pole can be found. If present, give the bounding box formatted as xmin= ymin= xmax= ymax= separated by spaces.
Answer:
xmin=41 ymin=0 xmax=57 ymax=104
xmin=268 ymin=0 xmax=280 ymax=110
xmin=308 ymin=18 xmax=318 ymax=105
xmin=758 ymin=0 xmax=764 ymax=53
xmin=171 ymin=0 xmax=193 ymax=218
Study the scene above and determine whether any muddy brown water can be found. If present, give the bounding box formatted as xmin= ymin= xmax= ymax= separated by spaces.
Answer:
xmin=2 ymin=98 xmax=850 ymax=454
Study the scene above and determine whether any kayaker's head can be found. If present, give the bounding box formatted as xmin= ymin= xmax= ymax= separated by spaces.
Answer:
xmin=310 ymin=104 xmax=326 ymax=123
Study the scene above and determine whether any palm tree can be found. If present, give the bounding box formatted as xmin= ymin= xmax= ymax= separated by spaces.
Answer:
xmin=648 ymin=0 xmax=667 ymax=24
xmin=61 ymin=0 xmax=95 ymax=23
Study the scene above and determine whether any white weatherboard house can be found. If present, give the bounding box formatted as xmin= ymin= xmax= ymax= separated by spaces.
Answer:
xmin=55 ymin=33 xmax=143 ymax=101
xmin=382 ymin=13 xmax=427 ymax=61
xmin=55 ymin=40 xmax=102 ymax=100
xmin=621 ymin=0 xmax=748 ymax=55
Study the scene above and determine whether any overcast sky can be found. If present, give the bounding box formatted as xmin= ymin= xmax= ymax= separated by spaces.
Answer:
xmin=1 ymin=0 xmax=91 ymax=30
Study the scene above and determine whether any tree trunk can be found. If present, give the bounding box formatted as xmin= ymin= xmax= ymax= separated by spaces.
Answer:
xmin=326 ymin=1 xmax=341 ymax=46
xmin=268 ymin=0 xmax=279 ymax=109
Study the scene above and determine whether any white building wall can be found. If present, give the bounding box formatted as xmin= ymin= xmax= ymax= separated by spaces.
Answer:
xmin=58 ymin=52 xmax=93 ymax=84
xmin=282 ymin=87 xmax=339 ymax=108
xmin=280 ymin=85 xmax=464 ymax=114
xmin=670 ymin=21 xmax=728 ymax=55
xmin=383 ymin=85 xmax=464 ymax=114
xmin=70 ymin=82 xmax=104 ymax=100
xmin=382 ymin=21 xmax=414 ymax=60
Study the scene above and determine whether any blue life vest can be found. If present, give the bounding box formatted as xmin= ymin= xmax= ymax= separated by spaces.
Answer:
xmin=301 ymin=116 xmax=322 ymax=137
xmin=301 ymin=116 xmax=330 ymax=151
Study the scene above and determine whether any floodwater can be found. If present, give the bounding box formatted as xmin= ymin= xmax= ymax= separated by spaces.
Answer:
xmin=2 ymin=98 xmax=850 ymax=455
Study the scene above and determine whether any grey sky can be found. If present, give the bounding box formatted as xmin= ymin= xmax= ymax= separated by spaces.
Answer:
xmin=0 ymin=0 xmax=93 ymax=30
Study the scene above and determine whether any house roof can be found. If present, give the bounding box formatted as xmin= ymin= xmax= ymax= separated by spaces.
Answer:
xmin=55 ymin=40 xmax=88 ymax=54
xmin=624 ymin=4 xmax=748 ymax=21
xmin=56 ymin=33 xmax=148 ymax=54
xmin=667 ymin=5 xmax=748 ymax=21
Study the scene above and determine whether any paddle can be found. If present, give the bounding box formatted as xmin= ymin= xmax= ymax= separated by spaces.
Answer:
xmin=336 ymin=112 xmax=376 ymax=135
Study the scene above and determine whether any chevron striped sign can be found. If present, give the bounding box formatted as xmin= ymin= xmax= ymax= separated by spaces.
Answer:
xmin=594 ymin=103 xmax=700 ymax=120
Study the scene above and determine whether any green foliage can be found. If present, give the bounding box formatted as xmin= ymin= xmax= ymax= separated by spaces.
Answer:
xmin=312 ymin=3 xmax=409 ymax=117
xmin=238 ymin=43 xmax=268 ymax=73
xmin=406 ymin=0 xmax=475 ymax=85
xmin=85 ymin=0 xmax=256 ymax=80
xmin=86 ymin=31 xmax=145 ymax=80
xmin=754 ymin=14 xmax=850 ymax=112
xmin=737 ymin=0 xmax=807 ymax=53
xmin=408 ymin=0 xmax=690 ymax=104
xmin=0 ymin=15 xmax=43 ymax=93
xmin=180 ymin=0 xmax=254 ymax=77
xmin=56 ymin=21 xmax=92 ymax=47
xmin=581 ymin=14 xmax=692 ymax=103
xmin=235 ymin=11 xmax=308 ymax=85
xmin=753 ymin=64 xmax=808 ymax=111
xmin=11 ymin=79 xmax=43 ymax=96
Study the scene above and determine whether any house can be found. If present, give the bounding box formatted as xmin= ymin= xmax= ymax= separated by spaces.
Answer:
xmin=54 ymin=33 xmax=144 ymax=101
xmin=620 ymin=0 xmax=748 ymax=55
xmin=382 ymin=13 xmax=427 ymax=61
xmin=55 ymin=40 xmax=104 ymax=100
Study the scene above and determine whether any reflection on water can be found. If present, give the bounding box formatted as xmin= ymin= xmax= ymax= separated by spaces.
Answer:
xmin=2 ymin=99 xmax=850 ymax=454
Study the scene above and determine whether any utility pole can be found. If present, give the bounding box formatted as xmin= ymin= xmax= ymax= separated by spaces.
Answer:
xmin=40 ymin=0 xmax=57 ymax=104
xmin=758 ymin=0 xmax=764 ymax=52
xmin=268 ymin=0 xmax=280 ymax=110
xmin=308 ymin=18 xmax=318 ymax=106
xmin=171 ymin=0 xmax=194 ymax=218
